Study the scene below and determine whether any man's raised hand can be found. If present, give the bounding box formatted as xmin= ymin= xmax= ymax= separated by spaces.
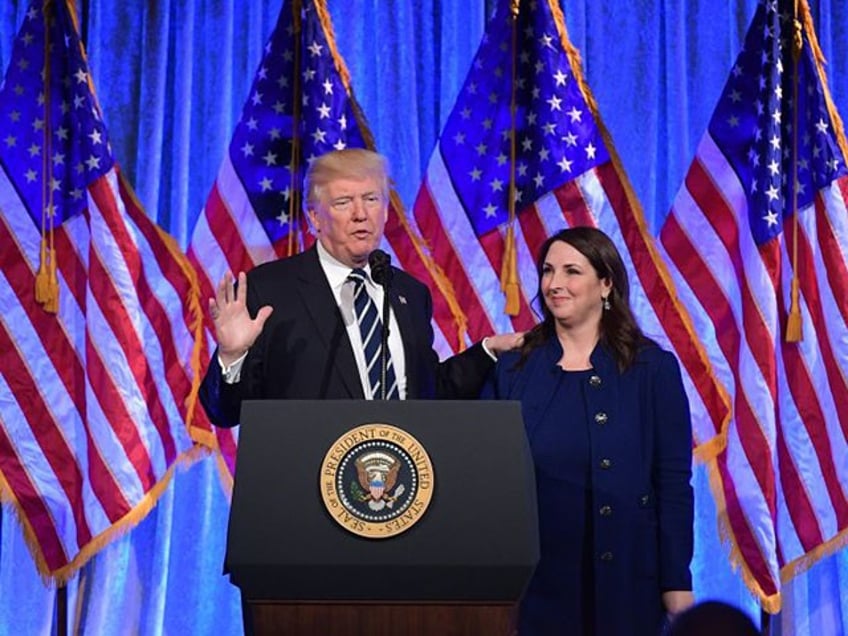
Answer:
xmin=209 ymin=272 xmax=273 ymax=366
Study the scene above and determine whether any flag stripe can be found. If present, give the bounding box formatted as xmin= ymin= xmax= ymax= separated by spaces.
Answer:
xmin=413 ymin=174 xmax=501 ymax=341
xmin=384 ymin=199 xmax=473 ymax=350
xmin=664 ymin=153 xmax=779 ymax=503
xmin=0 ymin=224 xmax=125 ymax=540
xmin=679 ymin=150 xmax=778 ymax=416
xmin=787 ymin=211 xmax=848 ymax=435
xmin=53 ymin=221 xmax=90 ymax=320
xmin=553 ymin=177 xmax=597 ymax=228
xmin=775 ymin=226 xmax=848 ymax=543
xmin=717 ymin=452 xmax=780 ymax=597
xmin=0 ymin=373 xmax=71 ymax=570
xmin=0 ymin=321 xmax=94 ymax=557
xmin=0 ymin=295 xmax=135 ymax=564
xmin=189 ymin=210 xmax=231 ymax=298
xmin=88 ymin=189 xmax=178 ymax=465
xmin=92 ymin=175 xmax=200 ymax=447
xmin=117 ymin=178 xmax=207 ymax=429
xmin=511 ymin=201 xmax=551 ymax=302
xmin=517 ymin=203 xmax=549 ymax=261
xmin=661 ymin=207 xmax=781 ymax=517
xmin=203 ymin=183 xmax=259 ymax=278
xmin=685 ymin=159 xmax=778 ymax=400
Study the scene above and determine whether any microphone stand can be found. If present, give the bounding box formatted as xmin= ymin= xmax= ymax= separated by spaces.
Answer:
xmin=379 ymin=290 xmax=390 ymax=400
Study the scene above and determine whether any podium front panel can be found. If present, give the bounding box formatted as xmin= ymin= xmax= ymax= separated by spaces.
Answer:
xmin=227 ymin=400 xmax=538 ymax=602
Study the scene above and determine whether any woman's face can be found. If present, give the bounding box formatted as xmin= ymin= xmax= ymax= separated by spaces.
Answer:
xmin=540 ymin=240 xmax=611 ymax=330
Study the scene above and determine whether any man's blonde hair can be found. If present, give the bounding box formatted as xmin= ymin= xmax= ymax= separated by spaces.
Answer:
xmin=303 ymin=148 xmax=390 ymax=211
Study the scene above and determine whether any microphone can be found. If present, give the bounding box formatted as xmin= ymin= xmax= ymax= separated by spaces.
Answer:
xmin=368 ymin=249 xmax=392 ymax=399
xmin=368 ymin=249 xmax=393 ymax=287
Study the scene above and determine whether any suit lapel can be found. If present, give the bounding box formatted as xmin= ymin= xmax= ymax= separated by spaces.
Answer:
xmin=389 ymin=276 xmax=420 ymax=397
xmin=295 ymin=247 xmax=363 ymax=398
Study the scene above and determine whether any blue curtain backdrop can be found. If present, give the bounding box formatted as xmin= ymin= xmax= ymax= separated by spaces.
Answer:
xmin=1 ymin=1 xmax=847 ymax=633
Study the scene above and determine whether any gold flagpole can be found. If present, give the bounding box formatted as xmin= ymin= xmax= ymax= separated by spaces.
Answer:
xmin=500 ymin=0 xmax=522 ymax=316
xmin=287 ymin=0 xmax=303 ymax=256
xmin=785 ymin=0 xmax=803 ymax=342
xmin=35 ymin=0 xmax=59 ymax=313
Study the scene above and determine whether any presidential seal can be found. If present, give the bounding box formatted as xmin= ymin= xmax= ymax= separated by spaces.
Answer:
xmin=319 ymin=423 xmax=434 ymax=539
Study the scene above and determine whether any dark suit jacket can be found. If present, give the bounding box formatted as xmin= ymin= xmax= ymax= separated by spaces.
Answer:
xmin=200 ymin=246 xmax=493 ymax=428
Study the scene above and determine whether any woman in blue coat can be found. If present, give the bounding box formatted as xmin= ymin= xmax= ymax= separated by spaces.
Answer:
xmin=482 ymin=227 xmax=694 ymax=635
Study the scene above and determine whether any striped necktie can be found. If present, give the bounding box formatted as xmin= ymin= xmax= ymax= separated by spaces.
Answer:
xmin=348 ymin=269 xmax=399 ymax=399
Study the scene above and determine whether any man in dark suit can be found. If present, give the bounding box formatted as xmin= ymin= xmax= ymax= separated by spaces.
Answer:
xmin=200 ymin=148 xmax=520 ymax=428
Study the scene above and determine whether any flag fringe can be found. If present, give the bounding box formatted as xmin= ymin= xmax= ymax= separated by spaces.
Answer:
xmin=314 ymin=0 xmax=470 ymax=347
xmin=0 ymin=443 xmax=208 ymax=586
xmin=703 ymin=455 xmax=783 ymax=614
xmin=0 ymin=467 xmax=54 ymax=585
xmin=779 ymin=525 xmax=848 ymax=585
xmin=692 ymin=433 xmax=727 ymax=464
xmin=545 ymin=0 xmax=732 ymax=457
xmin=213 ymin=452 xmax=236 ymax=502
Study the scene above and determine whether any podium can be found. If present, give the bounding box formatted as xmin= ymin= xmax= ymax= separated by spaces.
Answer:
xmin=227 ymin=400 xmax=539 ymax=635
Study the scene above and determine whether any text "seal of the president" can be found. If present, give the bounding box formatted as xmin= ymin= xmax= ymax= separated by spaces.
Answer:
xmin=319 ymin=423 xmax=434 ymax=539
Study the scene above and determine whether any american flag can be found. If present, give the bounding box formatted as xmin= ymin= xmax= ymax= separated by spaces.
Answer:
xmin=659 ymin=0 xmax=848 ymax=611
xmin=0 ymin=2 xmax=209 ymax=581
xmin=188 ymin=0 xmax=459 ymax=485
xmin=409 ymin=0 xmax=730 ymax=452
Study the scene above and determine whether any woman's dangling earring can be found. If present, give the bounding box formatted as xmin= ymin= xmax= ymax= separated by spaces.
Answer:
xmin=603 ymin=296 xmax=611 ymax=311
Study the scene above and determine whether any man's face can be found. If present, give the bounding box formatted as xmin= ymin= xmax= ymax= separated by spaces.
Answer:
xmin=309 ymin=175 xmax=388 ymax=268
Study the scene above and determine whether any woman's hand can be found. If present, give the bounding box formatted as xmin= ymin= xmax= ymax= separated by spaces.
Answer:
xmin=662 ymin=590 xmax=695 ymax=623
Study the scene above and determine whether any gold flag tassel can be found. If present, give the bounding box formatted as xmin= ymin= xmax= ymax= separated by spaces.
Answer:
xmin=36 ymin=3 xmax=59 ymax=314
xmin=785 ymin=2 xmax=803 ymax=343
xmin=500 ymin=0 xmax=521 ymax=316
xmin=43 ymin=226 xmax=59 ymax=313
xmin=35 ymin=236 xmax=50 ymax=303
xmin=35 ymin=214 xmax=60 ymax=313
xmin=34 ymin=233 xmax=59 ymax=313
xmin=501 ymin=224 xmax=520 ymax=315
